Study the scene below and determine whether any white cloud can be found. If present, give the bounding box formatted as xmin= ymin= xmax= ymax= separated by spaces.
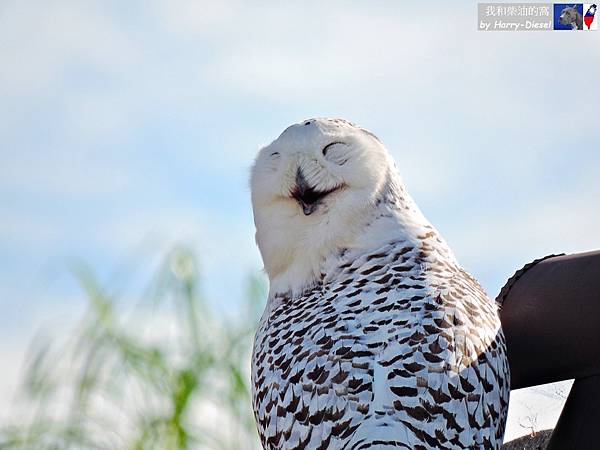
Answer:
xmin=0 ymin=151 xmax=131 ymax=198
xmin=151 ymin=0 xmax=238 ymax=39
xmin=448 ymin=167 xmax=600 ymax=293
xmin=0 ymin=1 xmax=141 ymax=97
xmin=97 ymin=206 xmax=257 ymax=264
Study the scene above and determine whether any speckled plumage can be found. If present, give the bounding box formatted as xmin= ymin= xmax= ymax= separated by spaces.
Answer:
xmin=250 ymin=118 xmax=509 ymax=450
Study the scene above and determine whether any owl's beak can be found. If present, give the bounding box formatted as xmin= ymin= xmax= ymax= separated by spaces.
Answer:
xmin=293 ymin=168 xmax=318 ymax=215
xmin=300 ymin=201 xmax=318 ymax=216
xmin=292 ymin=168 xmax=336 ymax=216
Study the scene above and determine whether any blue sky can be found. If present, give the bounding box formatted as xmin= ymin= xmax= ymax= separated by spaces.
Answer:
xmin=0 ymin=0 xmax=598 ymax=441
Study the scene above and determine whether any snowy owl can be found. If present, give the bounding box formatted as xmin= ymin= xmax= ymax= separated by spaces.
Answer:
xmin=250 ymin=118 xmax=509 ymax=449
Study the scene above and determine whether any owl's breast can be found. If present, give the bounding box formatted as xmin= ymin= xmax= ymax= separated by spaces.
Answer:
xmin=252 ymin=241 xmax=509 ymax=449
xmin=251 ymin=267 xmax=429 ymax=449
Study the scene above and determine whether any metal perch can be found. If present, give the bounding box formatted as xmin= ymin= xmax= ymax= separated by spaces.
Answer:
xmin=498 ymin=250 xmax=600 ymax=449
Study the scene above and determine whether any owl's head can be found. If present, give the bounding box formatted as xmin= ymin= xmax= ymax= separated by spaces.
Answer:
xmin=251 ymin=118 xmax=400 ymax=296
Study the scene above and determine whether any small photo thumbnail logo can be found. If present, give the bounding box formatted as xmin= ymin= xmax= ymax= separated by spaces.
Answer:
xmin=584 ymin=3 xmax=598 ymax=29
xmin=554 ymin=4 xmax=584 ymax=30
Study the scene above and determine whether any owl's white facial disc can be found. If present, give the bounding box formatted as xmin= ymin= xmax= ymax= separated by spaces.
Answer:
xmin=251 ymin=118 xmax=395 ymax=296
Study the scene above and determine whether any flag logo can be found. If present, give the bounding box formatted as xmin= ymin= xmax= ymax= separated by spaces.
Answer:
xmin=584 ymin=3 xmax=598 ymax=29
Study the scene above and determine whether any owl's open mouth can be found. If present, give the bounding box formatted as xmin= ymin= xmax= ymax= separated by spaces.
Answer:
xmin=293 ymin=184 xmax=339 ymax=216
xmin=292 ymin=168 xmax=340 ymax=216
